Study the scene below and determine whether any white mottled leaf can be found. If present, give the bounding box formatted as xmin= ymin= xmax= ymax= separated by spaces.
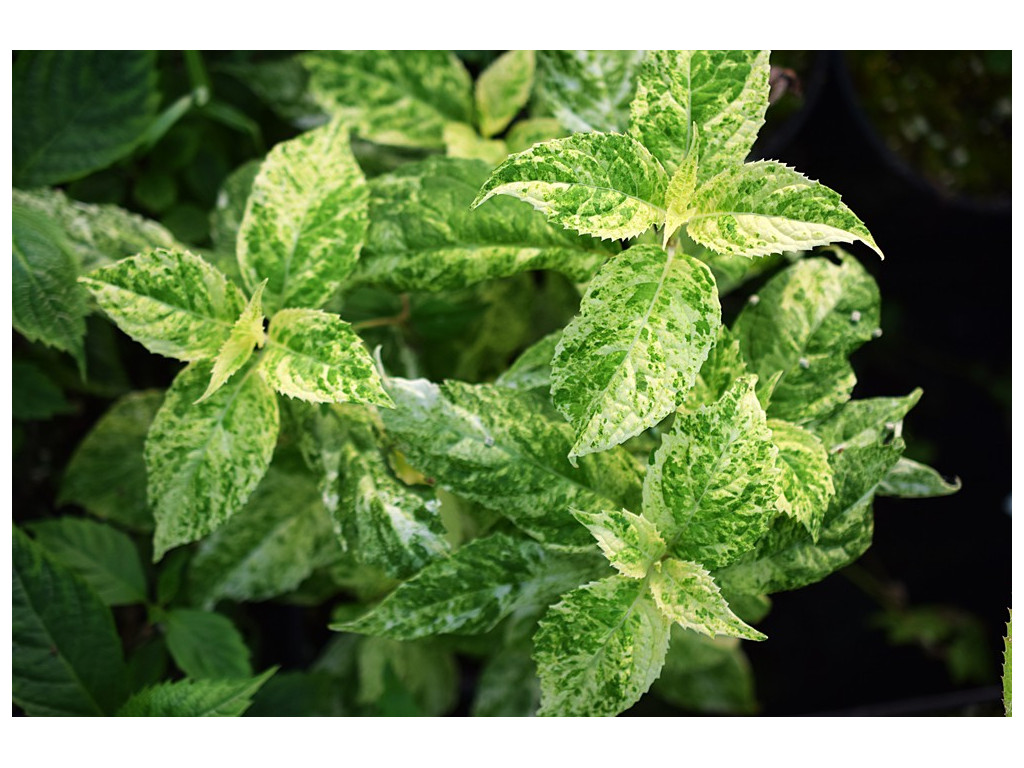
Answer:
xmin=570 ymin=507 xmax=665 ymax=578
xmin=505 ymin=117 xmax=568 ymax=153
xmin=629 ymin=50 xmax=770 ymax=179
xmin=649 ymin=558 xmax=765 ymax=641
xmin=442 ymin=121 xmax=509 ymax=166
xmin=683 ymin=324 xmax=748 ymax=410
xmin=551 ymin=245 xmax=721 ymax=458
xmin=476 ymin=50 xmax=536 ymax=138
xmin=80 ymin=248 xmax=246 ymax=362
xmin=683 ymin=162 xmax=883 ymax=259
xmin=145 ymin=361 xmax=279 ymax=560
xmin=533 ymin=51 xmax=646 ymax=134
xmin=495 ymin=331 xmax=562 ymax=393
xmin=237 ymin=118 xmax=368 ymax=313
xmin=663 ymin=125 xmax=700 ymax=244
xmin=768 ymin=418 xmax=835 ymax=541
xmin=879 ymin=457 xmax=961 ymax=498
xmin=534 ymin=574 xmax=670 ymax=716
xmin=472 ymin=132 xmax=669 ymax=241
xmin=643 ymin=375 xmax=779 ymax=569
xmin=259 ymin=308 xmax=391 ymax=406
xmin=197 ymin=280 xmax=267 ymax=403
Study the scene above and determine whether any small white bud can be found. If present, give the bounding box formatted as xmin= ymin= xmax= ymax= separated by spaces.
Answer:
xmin=484 ymin=436 xmax=495 ymax=447
xmin=872 ymin=328 xmax=883 ymax=339
xmin=850 ymin=310 xmax=862 ymax=323
xmin=798 ymin=357 xmax=809 ymax=369
xmin=748 ymin=294 xmax=760 ymax=305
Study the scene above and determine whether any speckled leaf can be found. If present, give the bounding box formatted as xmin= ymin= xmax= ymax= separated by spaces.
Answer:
xmin=13 ymin=527 xmax=129 ymax=716
xmin=533 ymin=51 xmax=646 ymax=134
xmin=80 ymin=248 xmax=246 ymax=362
xmin=571 ymin=507 xmax=666 ymax=578
xmin=210 ymin=159 xmax=261 ymax=256
xmin=302 ymin=51 xmax=473 ymax=149
xmin=643 ymin=375 xmax=779 ymax=569
xmin=733 ymin=252 xmax=881 ymax=423
xmin=116 ymin=668 xmax=275 ymax=717
xmin=187 ymin=457 xmax=338 ymax=609
xmin=810 ymin=390 xmax=922 ymax=452
xmin=684 ymin=162 xmax=883 ymax=259
xmin=337 ymin=534 xmax=559 ymax=640
xmin=476 ymin=50 xmax=535 ymax=138
xmin=27 ymin=518 xmax=147 ymax=606
xmin=683 ymin=325 xmax=748 ymax=410
xmin=14 ymin=187 xmax=180 ymax=273
xmin=663 ymin=125 xmax=700 ymax=243
xmin=381 ymin=377 xmax=643 ymax=548
xmin=356 ymin=157 xmax=615 ymax=292
xmin=534 ymin=574 xmax=670 ymax=716
xmin=496 ymin=331 xmax=562 ymax=393
xmin=768 ymin=418 xmax=835 ymax=541
xmin=505 ymin=118 xmax=568 ymax=153
xmin=472 ymin=133 xmax=669 ymax=241
xmin=259 ymin=308 xmax=390 ymax=406
xmin=878 ymin=457 xmax=962 ymax=498
xmin=629 ymin=50 xmax=770 ymax=179
xmin=198 ymin=280 xmax=267 ymax=402
xmin=59 ymin=391 xmax=161 ymax=532
xmin=356 ymin=637 xmax=457 ymax=716
xmin=237 ymin=118 xmax=368 ymax=313
xmin=650 ymin=558 xmax=765 ymax=641
xmin=146 ymin=361 xmax=279 ymax=561
xmin=442 ymin=122 xmax=509 ymax=166
xmin=653 ymin=627 xmax=757 ymax=714
xmin=12 ymin=204 xmax=88 ymax=374
xmin=552 ymin=245 xmax=721 ymax=458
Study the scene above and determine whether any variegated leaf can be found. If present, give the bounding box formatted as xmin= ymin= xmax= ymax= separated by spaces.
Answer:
xmin=355 ymin=157 xmax=616 ymax=292
xmin=476 ymin=50 xmax=536 ymax=138
xmin=534 ymin=574 xmax=670 ymax=717
xmin=683 ymin=162 xmax=884 ymax=259
xmin=505 ymin=118 xmax=568 ymax=153
xmin=733 ymin=251 xmax=881 ymax=423
xmin=629 ymin=50 xmax=770 ymax=179
xmin=551 ymin=245 xmax=720 ymax=458
xmin=643 ymin=375 xmax=779 ymax=569
xmin=683 ymin=325 xmax=748 ymax=410
xmin=198 ymin=280 xmax=267 ymax=403
xmin=259 ymin=308 xmax=391 ymax=406
xmin=336 ymin=533 xmax=593 ymax=640
xmin=145 ymin=361 xmax=279 ymax=560
xmin=663 ymin=125 xmax=700 ymax=243
xmin=495 ymin=331 xmax=563 ymax=393
xmin=768 ymin=418 xmax=835 ymax=541
xmin=442 ymin=122 xmax=509 ymax=166
xmin=649 ymin=558 xmax=765 ymax=641
xmin=210 ymin=159 xmax=261 ymax=257
xmin=533 ymin=50 xmax=646 ymax=134
xmin=571 ymin=507 xmax=666 ymax=578
xmin=80 ymin=248 xmax=245 ymax=362
xmin=653 ymin=626 xmax=757 ymax=714
xmin=381 ymin=377 xmax=643 ymax=549
xmin=237 ymin=118 xmax=368 ymax=313
xmin=302 ymin=50 xmax=473 ymax=149
xmin=878 ymin=457 xmax=961 ymax=498
xmin=472 ymin=133 xmax=669 ymax=241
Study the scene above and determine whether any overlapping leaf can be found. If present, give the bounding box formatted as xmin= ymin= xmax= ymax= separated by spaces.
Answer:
xmin=495 ymin=331 xmax=562 ymax=393
xmin=649 ymin=558 xmax=765 ymax=641
xmin=768 ymin=418 xmax=835 ymax=540
xmin=145 ymin=361 xmax=279 ymax=560
xmin=879 ymin=457 xmax=961 ymax=498
xmin=533 ymin=50 xmax=646 ymax=134
xmin=355 ymin=157 xmax=616 ymax=292
xmin=571 ymin=507 xmax=665 ymax=578
xmin=472 ymin=133 xmax=669 ymax=241
xmin=198 ymin=280 xmax=267 ymax=402
xmin=476 ymin=50 xmax=536 ymax=138
xmin=551 ymin=245 xmax=721 ymax=458
xmin=116 ymin=668 xmax=276 ymax=717
xmin=237 ymin=118 xmax=368 ymax=312
xmin=80 ymin=248 xmax=246 ymax=362
xmin=653 ymin=627 xmax=757 ymax=714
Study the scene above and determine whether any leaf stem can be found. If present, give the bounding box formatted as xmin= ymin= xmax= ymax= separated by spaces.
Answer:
xmin=352 ymin=293 xmax=411 ymax=331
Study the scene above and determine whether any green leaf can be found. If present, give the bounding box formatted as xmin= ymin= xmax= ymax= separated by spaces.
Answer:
xmin=653 ymin=627 xmax=757 ymax=714
xmin=80 ymin=248 xmax=246 ymax=362
xmin=732 ymin=252 xmax=881 ymax=423
xmin=551 ymin=245 xmax=721 ymax=458
xmin=116 ymin=668 xmax=276 ymax=716
xmin=164 ymin=609 xmax=252 ymax=680
xmin=12 ymin=204 xmax=88 ymax=374
xmin=13 ymin=527 xmax=129 ymax=716
xmin=13 ymin=51 xmax=159 ymax=187
xmin=663 ymin=125 xmax=700 ymax=243
xmin=629 ymin=50 xmax=770 ymax=179
xmin=197 ymin=280 xmax=267 ymax=402
xmin=223 ymin=56 xmax=325 ymax=129
xmin=237 ymin=118 xmax=368 ymax=313
xmin=533 ymin=51 xmax=646 ymax=134
xmin=643 ymin=375 xmax=779 ymax=569
xmin=187 ymin=456 xmax=338 ymax=608
xmin=59 ymin=390 xmax=162 ymax=532
xmin=210 ymin=159 xmax=261 ymax=256
xmin=505 ymin=117 xmax=568 ymax=153
xmin=357 ymin=638 xmax=457 ymax=716
xmin=27 ymin=518 xmax=147 ymax=606
xmin=14 ymin=187 xmax=180 ymax=273
xmin=337 ymin=533 xmax=595 ymax=640
xmin=495 ymin=331 xmax=562 ymax=393
xmin=682 ymin=162 xmax=884 ymax=259
xmin=472 ymin=133 xmax=669 ymax=241
xmin=145 ymin=361 xmax=279 ymax=560
xmin=534 ymin=574 xmax=670 ymax=716
xmin=768 ymin=418 xmax=835 ymax=541
xmin=245 ymin=671 xmax=347 ymax=717
xmin=356 ymin=157 xmax=615 ymax=293
xmin=1004 ymin=611 xmax=1012 ymax=717
xmin=649 ymin=558 xmax=765 ymax=641
xmin=302 ymin=50 xmax=473 ymax=149
xmin=12 ymin=360 xmax=73 ymax=420
xmin=381 ymin=377 xmax=643 ymax=548
xmin=442 ymin=122 xmax=509 ymax=166
xmin=682 ymin=325 xmax=748 ymax=410
xmin=476 ymin=50 xmax=536 ymax=138
xmin=571 ymin=507 xmax=666 ymax=578
xmin=878 ymin=457 xmax=962 ymax=498
xmin=472 ymin=645 xmax=541 ymax=716
xmin=259 ymin=308 xmax=391 ymax=406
